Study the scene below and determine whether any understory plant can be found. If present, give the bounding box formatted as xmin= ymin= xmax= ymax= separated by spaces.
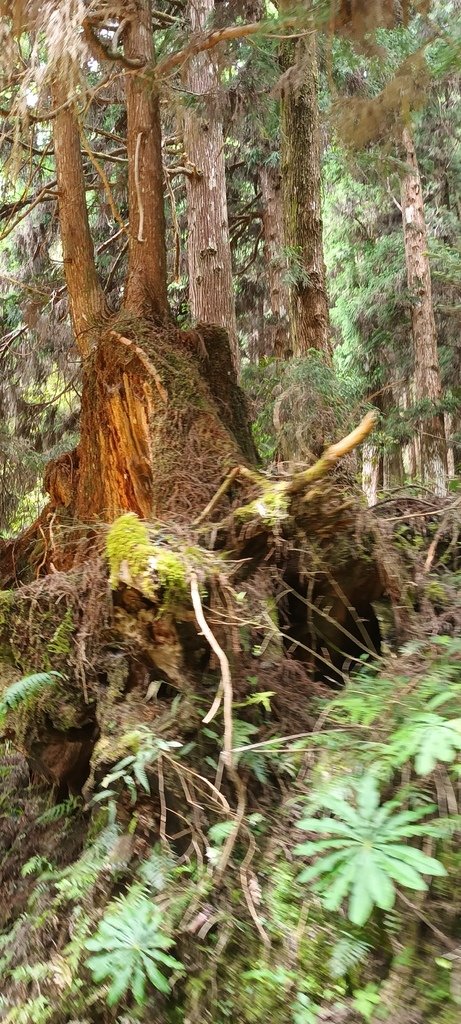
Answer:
xmin=85 ymin=884 xmax=183 ymax=1007
xmin=294 ymin=774 xmax=447 ymax=925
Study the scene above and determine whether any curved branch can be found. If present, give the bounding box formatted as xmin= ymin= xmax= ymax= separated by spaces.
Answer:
xmin=154 ymin=22 xmax=263 ymax=80
xmin=285 ymin=410 xmax=378 ymax=495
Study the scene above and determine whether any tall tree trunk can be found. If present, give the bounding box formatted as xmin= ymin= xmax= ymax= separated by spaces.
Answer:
xmin=51 ymin=69 xmax=105 ymax=355
xmin=183 ymin=0 xmax=239 ymax=370
xmin=48 ymin=18 xmax=252 ymax=531
xmin=259 ymin=163 xmax=289 ymax=357
xmin=279 ymin=3 xmax=330 ymax=359
xmin=123 ymin=0 xmax=169 ymax=320
xmin=401 ymin=126 xmax=447 ymax=496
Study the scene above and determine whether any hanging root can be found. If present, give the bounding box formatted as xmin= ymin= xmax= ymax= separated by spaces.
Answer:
xmin=190 ymin=572 xmax=233 ymax=762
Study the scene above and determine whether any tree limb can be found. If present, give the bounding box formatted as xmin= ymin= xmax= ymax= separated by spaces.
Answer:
xmin=284 ymin=410 xmax=378 ymax=496
xmin=154 ymin=22 xmax=263 ymax=80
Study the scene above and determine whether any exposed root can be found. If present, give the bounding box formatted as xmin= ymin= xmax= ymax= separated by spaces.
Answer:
xmin=190 ymin=571 xmax=233 ymax=758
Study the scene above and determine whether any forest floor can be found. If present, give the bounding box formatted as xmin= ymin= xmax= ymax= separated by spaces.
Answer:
xmin=0 ymin=483 xmax=460 ymax=1024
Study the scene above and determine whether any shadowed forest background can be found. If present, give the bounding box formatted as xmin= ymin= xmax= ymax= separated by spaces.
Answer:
xmin=0 ymin=2 xmax=460 ymax=1023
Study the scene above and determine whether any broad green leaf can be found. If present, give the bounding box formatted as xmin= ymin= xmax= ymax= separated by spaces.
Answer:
xmin=148 ymin=951 xmax=182 ymax=969
xmin=356 ymin=776 xmax=380 ymax=819
xmin=380 ymin=844 xmax=446 ymax=877
xmin=106 ymin=959 xmax=134 ymax=1007
xmin=298 ymin=847 xmax=351 ymax=882
xmin=131 ymin=963 xmax=147 ymax=1006
xmin=323 ymin=859 xmax=357 ymax=911
xmin=297 ymin=817 xmax=358 ymax=839
xmin=314 ymin=796 xmax=362 ymax=831
xmin=377 ymin=854 xmax=428 ymax=891
xmin=348 ymin=872 xmax=375 ymax=926
xmin=294 ymin=838 xmax=352 ymax=857
xmin=363 ymin=853 xmax=395 ymax=911
xmin=142 ymin=955 xmax=172 ymax=995
xmin=133 ymin=762 xmax=151 ymax=793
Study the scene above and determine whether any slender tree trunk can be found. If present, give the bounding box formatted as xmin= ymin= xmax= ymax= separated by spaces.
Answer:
xmin=362 ymin=443 xmax=381 ymax=506
xmin=402 ymin=384 xmax=418 ymax=478
xmin=51 ymin=69 xmax=105 ymax=355
xmin=445 ymin=412 xmax=455 ymax=478
xmin=259 ymin=163 xmax=289 ymax=357
xmin=401 ymin=126 xmax=447 ymax=495
xmin=183 ymin=0 xmax=239 ymax=370
xmin=279 ymin=2 xmax=330 ymax=359
xmin=123 ymin=0 xmax=169 ymax=320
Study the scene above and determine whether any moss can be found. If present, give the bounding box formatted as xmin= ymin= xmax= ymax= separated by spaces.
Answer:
xmin=426 ymin=581 xmax=449 ymax=607
xmin=235 ymin=487 xmax=290 ymax=528
xmin=150 ymin=548 xmax=188 ymax=607
xmin=107 ymin=513 xmax=215 ymax=609
xmin=0 ymin=590 xmax=14 ymax=628
xmin=106 ymin=513 xmax=155 ymax=596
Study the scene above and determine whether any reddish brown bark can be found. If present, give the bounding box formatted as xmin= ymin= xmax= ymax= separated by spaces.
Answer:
xmin=74 ymin=325 xmax=253 ymax=525
xmin=51 ymin=69 xmax=105 ymax=355
xmin=123 ymin=0 xmax=169 ymax=320
xmin=401 ymin=126 xmax=447 ymax=495
xmin=183 ymin=0 xmax=239 ymax=370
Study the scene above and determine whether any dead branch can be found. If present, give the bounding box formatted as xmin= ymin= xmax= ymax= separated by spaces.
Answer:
xmin=82 ymin=18 xmax=144 ymax=69
xmin=154 ymin=22 xmax=263 ymax=80
xmin=193 ymin=465 xmax=263 ymax=526
xmin=284 ymin=410 xmax=378 ymax=496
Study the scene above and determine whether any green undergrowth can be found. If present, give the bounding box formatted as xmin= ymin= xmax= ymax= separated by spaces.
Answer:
xmin=1 ymin=634 xmax=461 ymax=1022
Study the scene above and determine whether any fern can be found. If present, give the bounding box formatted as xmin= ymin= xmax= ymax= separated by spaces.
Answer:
xmin=137 ymin=846 xmax=176 ymax=891
xmin=232 ymin=719 xmax=270 ymax=783
xmin=295 ymin=775 xmax=447 ymax=926
xmin=54 ymin=824 xmax=120 ymax=904
xmin=85 ymin=885 xmax=183 ymax=1006
xmin=2 ymin=995 xmax=53 ymax=1024
xmin=329 ymin=933 xmax=371 ymax=979
xmin=37 ymin=795 xmax=82 ymax=825
xmin=92 ymin=728 xmax=183 ymax=807
xmin=0 ymin=671 xmax=62 ymax=723
xmin=21 ymin=855 xmax=53 ymax=878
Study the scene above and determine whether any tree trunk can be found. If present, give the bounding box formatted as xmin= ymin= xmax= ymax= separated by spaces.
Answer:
xmin=74 ymin=323 xmax=255 ymax=526
xmin=183 ymin=0 xmax=239 ymax=371
xmin=362 ymin=443 xmax=381 ymax=506
xmin=123 ymin=0 xmax=169 ymax=320
xmin=51 ymin=69 xmax=106 ymax=355
xmin=279 ymin=4 xmax=330 ymax=359
xmin=259 ymin=163 xmax=289 ymax=357
xmin=401 ymin=126 xmax=447 ymax=495
xmin=49 ymin=15 xmax=250 ymax=532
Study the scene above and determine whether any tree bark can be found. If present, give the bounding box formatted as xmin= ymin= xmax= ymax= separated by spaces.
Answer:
xmin=279 ymin=4 xmax=330 ymax=359
xmin=123 ymin=0 xmax=169 ymax=320
xmin=51 ymin=69 xmax=105 ymax=356
xmin=401 ymin=126 xmax=447 ymax=496
xmin=74 ymin=325 xmax=254 ymax=526
xmin=183 ymin=0 xmax=239 ymax=371
xmin=362 ymin=443 xmax=381 ymax=506
xmin=259 ymin=164 xmax=289 ymax=357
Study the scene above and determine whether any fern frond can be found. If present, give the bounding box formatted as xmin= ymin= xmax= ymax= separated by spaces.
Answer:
xmin=0 ymin=671 xmax=62 ymax=715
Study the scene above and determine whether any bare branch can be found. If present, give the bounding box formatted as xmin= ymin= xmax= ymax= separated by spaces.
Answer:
xmin=154 ymin=22 xmax=263 ymax=80
xmin=285 ymin=410 xmax=379 ymax=496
